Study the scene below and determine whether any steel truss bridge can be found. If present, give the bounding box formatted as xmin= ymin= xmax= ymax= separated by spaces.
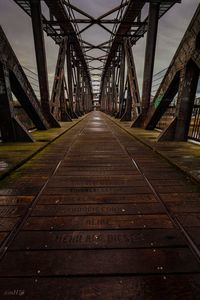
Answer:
xmin=0 ymin=1 xmax=200 ymax=298
xmin=0 ymin=0 xmax=199 ymax=143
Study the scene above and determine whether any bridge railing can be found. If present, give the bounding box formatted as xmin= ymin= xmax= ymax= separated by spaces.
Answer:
xmin=152 ymin=68 xmax=200 ymax=143
xmin=189 ymin=97 xmax=200 ymax=142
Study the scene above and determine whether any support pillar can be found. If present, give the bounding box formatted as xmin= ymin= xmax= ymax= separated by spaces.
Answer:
xmin=111 ymin=63 xmax=117 ymax=115
xmin=75 ymin=63 xmax=82 ymax=116
xmin=30 ymin=0 xmax=60 ymax=128
xmin=121 ymin=81 xmax=132 ymax=121
xmin=117 ymin=45 xmax=125 ymax=118
xmin=60 ymin=81 xmax=71 ymax=122
xmin=66 ymin=41 xmax=77 ymax=118
xmin=141 ymin=2 xmax=160 ymax=118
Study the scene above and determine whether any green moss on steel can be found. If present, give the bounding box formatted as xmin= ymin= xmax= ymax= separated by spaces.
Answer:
xmin=154 ymin=93 xmax=164 ymax=108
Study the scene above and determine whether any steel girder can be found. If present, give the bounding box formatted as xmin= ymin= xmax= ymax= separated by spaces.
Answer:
xmin=13 ymin=0 xmax=93 ymax=110
xmin=0 ymin=26 xmax=50 ymax=142
xmin=143 ymin=4 xmax=200 ymax=141
xmin=100 ymin=0 xmax=181 ymax=117
xmin=50 ymin=37 xmax=72 ymax=122
xmin=100 ymin=0 xmax=146 ymax=100
xmin=44 ymin=0 xmax=92 ymax=95
xmin=13 ymin=0 xmax=63 ymax=44
xmin=100 ymin=1 xmax=180 ymax=104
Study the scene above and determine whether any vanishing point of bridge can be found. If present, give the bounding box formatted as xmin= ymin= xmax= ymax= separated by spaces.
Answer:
xmin=0 ymin=0 xmax=200 ymax=299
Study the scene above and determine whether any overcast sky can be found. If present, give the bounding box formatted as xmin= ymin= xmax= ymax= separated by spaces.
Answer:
xmin=0 ymin=0 xmax=199 ymax=96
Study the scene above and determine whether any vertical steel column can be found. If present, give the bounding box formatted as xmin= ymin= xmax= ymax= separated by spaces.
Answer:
xmin=100 ymin=81 xmax=106 ymax=112
xmin=75 ymin=62 xmax=82 ymax=116
xmin=66 ymin=40 xmax=77 ymax=118
xmin=111 ymin=63 xmax=116 ymax=115
xmin=84 ymin=81 xmax=88 ymax=112
xmin=81 ymin=75 xmax=85 ymax=113
xmin=117 ymin=44 xmax=125 ymax=118
xmin=50 ymin=37 xmax=68 ymax=121
xmin=141 ymin=2 xmax=160 ymax=116
xmin=30 ymin=0 xmax=59 ymax=127
xmin=88 ymin=82 xmax=92 ymax=112
xmin=105 ymin=77 xmax=109 ymax=113
xmin=80 ymin=70 xmax=84 ymax=114
xmin=125 ymin=39 xmax=141 ymax=118
xmin=121 ymin=80 xmax=132 ymax=121
xmin=107 ymin=70 xmax=112 ymax=114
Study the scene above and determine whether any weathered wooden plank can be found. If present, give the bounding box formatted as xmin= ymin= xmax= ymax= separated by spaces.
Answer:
xmin=0 ymin=248 xmax=199 ymax=276
xmin=38 ymin=194 xmax=158 ymax=205
xmin=43 ymin=186 xmax=152 ymax=195
xmin=167 ymin=201 xmax=200 ymax=213
xmin=56 ymin=170 xmax=139 ymax=176
xmin=1 ymin=275 xmax=200 ymax=299
xmin=155 ymin=185 xmax=200 ymax=193
xmin=0 ymin=218 xmax=19 ymax=231
xmin=23 ymin=215 xmax=173 ymax=230
xmin=176 ymin=213 xmax=200 ymax=227
xmin=0 ymin=206 xmax=27 ymax=217
xmin=149 ymin=180 xmax=186 ymax=186
xmin=11 ymin=229 xmax=186 ymax=250
xmin=0 ymin=188 xmax=39 ymax=196
xmin=160 ymin=193 xmax=200 ymax=202
xmin=0 ymin=232 xmax=8 ymax=245
xmin=47 ymin=178 xmax=146 ymax=188
xmin=141 ymin=172 xmax=185 ymax=180
xmin=0 ymin=196 xmax=33 ymax=205
xmin=0 ymin=111 xmax=199 ymax=299
xmin=187 ymin=228 xmax=200 ymax=245
xmin=32 ymin=203 xmax=164 ymax=216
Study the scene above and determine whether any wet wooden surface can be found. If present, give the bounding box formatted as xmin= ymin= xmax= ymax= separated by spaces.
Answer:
xmin=0 ymin=111 xmax=200 ymax=299
xmin=110 ymin=117 xmax=200 ymax=184
xmin=0 ymin=119 xmax=85 ymax=180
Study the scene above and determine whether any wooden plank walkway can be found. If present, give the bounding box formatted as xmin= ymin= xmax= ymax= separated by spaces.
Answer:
xmin=0 ymin=111 xmax=200 ymax=299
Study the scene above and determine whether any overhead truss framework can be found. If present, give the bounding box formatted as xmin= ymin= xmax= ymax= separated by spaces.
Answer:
xmin=13 ymin=0 xmax=180 ymax=108
xmin=99 ymin=0 xmax=181 ymax=120
xmin=1 ymin=0 xmax=183 ymax=142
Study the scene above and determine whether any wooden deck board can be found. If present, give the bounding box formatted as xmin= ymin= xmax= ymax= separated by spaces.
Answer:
xmin=0 ymin=111 xmax=200 ymax=298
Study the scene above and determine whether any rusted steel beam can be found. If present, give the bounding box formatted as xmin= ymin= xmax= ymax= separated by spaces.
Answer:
xmin=124 ymin=39 xmax=141 ymax=118
xmin=143 ymin=4 xmax=200 ymax=141
xmin=30 ymin=0 xmax=60 ymax=128
xmin=0 ymin=63 xmax=34 ymax=142
xmin=69 ymin=20 xmax=146 ymax=26
xmin=100 ymin=1 xmax=181 ymax=104
xmin=63 ymin=1 xmax=94 ymax=21
xmin=13 ymin=0 xmax=63 ymax=44
xmin=121 ymin=80 xmax=132 ymax=122
xmin=13 ymin=0 xmax=92 ymax=111
xmin=130 ymin=1 xmax=181 ymax=45
xmin=97 ymin=1 xmax=129 ymax=20
xmin=100 ymin=1 xmax=146 ymax=102
xmin=50 ymin=37 xmax=71 ymax=122
xmin=0 ymin=26 xmax=49 ymax=141
xmin=75 ymin=65 xmax=81 ymax=116
xmin=44 ymin=0 xmax=92 ymax=96
xmin=60 ymin=78 xmax=71 ymax=122
xmin=117 ymin=45 xmax=126 ymax=119
xmin=66 ymin=40 xmax=77 ymax=119
xmin=141 ymin=2 xmax=160 ymax=116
